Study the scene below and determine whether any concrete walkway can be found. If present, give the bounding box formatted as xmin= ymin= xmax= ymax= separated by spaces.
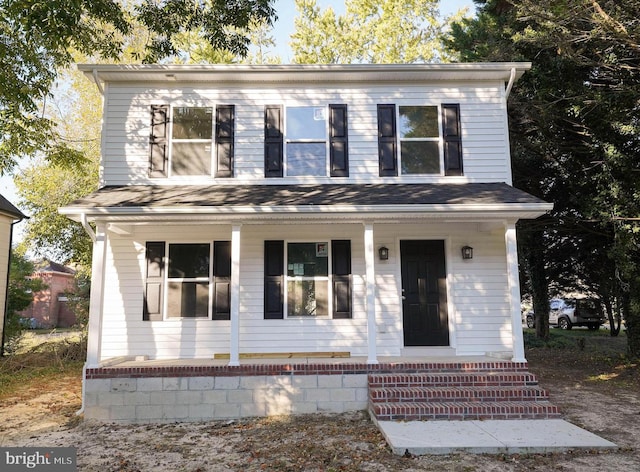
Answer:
xmin=375 ymin=419 xmax=617 ymax=455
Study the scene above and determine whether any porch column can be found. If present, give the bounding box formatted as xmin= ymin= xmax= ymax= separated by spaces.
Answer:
xmin=228 ymin=224 xmax=242 ymax=366
xmin=505 ymin=221 xmax=526 ymax=362
xmin=364 ymin=223 xmax=378 ymax=364
xmin=86 ymin=223 xmax=107 ymax=367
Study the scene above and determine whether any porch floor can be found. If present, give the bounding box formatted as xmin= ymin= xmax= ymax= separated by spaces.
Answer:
xmin=100 ymin=355 xmax=502 ymax=368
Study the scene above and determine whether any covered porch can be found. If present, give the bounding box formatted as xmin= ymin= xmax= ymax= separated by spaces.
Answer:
xmin=59 ymin=183 xmax=553 ymax=369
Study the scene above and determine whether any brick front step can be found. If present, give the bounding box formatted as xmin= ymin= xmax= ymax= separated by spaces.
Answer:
xmin=368 ymin=367 xmax=560 ymax=421
xmin=370 ymin=401 xmax=562 ymax=421
xmin=368 ymin=372 xmax=539 ymax=388
xmin=369 ymin=385 xmax=550 ymax=403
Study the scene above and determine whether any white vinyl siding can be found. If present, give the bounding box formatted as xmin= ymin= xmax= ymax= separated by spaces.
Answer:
xmin=0 ymin=216 xmax=13 ymax=346
xmin=99 ymin=84 xmax=511 ymax=187
xmin=97 ymin=221 xmax=514 ymax=361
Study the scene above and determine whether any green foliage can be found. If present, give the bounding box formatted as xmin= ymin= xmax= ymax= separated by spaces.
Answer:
xmin=135 ymin=0 xmax=276 ymax=62
xmin=447 ymin=0 xmax=640 ymax=354
xmin=290 ymin=0 xmax=467 ymax=64
xmin=170 ymin=18 xmax=281 ymax=64
xmin=0 ymin=0 xmax=277 ymax=174
xmin=0 ymin=0 xmax=130 ymax=174
xmin=2 ymin=251 xmax=46 ymax=355
xmin=67 ymin=275 xmax=90 ymax=337
xmin=15 ymin=67 xmax=101 ymax=269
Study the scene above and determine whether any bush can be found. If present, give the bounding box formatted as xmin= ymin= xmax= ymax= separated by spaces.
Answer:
xmin=2 ymin=251 xmax=46 ymax=356
xmin=0 ymin=338 xmax=85 ymax=399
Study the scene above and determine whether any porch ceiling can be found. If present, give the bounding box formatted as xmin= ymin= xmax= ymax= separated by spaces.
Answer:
xmin=59 ymin=183 xmax=552 ymax=223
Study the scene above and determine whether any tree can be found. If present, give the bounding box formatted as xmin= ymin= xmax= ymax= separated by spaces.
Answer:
xmin=0 ymin=0 xmax=277 ymax=174
xmin=290 ymin=0 xmax=467 ymax=64
xmin=15 ymin=67 xmax=101 ymax=270
xmin=447 ymin=1 xmax=640 ymax=355
xmin=171 ymin=18 xmax=282 ymax=64
xmin=1 ymin=251 xmax=45 ymax=355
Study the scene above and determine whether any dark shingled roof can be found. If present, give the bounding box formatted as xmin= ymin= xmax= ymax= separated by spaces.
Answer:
xmin=65 ymin=183 xmax=547 ymax=209
xmin=34 ymin=259 xmax=76 ymax=275
xmin=0 ymin=193 xmax=25 ymax=219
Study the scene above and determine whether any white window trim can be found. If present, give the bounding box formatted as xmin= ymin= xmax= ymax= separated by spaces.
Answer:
xmin=167 ymin=105 xmax=215 ymax=178
xmin=284 ymin=105 xmax=330 ymax=177
xmin=397 ymin=104 xmax=445 ymax=176
xmin=284 ymin=240 xmax=333 ymax=318
xmin=163 ymin=241 xmax=214 ymax=320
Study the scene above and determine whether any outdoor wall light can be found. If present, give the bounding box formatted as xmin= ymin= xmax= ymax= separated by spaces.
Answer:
xmin=461 ymin=245 xmax=474 ymax=260
xmin=378 ymin=246 xmax=389 ymax=261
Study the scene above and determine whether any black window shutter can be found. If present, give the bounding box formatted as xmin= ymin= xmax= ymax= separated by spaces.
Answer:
xmin=331 ymin=240 xmax=352 ymax=319
xmin=264 ymin=105 xmax=283 ymax=178
xmin=329 ymin=104 xmax=349 ymax=177
xmin=264 ymin=240 xmax=284 ymax=319
xmin=215 ymin=105 xmax=234 ymax=178
xmin=212 ymin=241 xmax=231 ymax=320
xmin=442 ymin=104 xmax=463 ymax=176
xmin=149 ymin=105 xmax=169 ymax=178
xmin=143 ymin=242 xmax=165 ymax=321
xmin=377 ymin=104 xmax=398 ymax=176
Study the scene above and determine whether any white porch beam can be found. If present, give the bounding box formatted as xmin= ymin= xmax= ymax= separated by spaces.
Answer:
xmin=107 ymin=223 xmax=133 ymax=235
xmin=364 ymin=223 xmax=378 ymax=364
xmin=86 ymin=223 xmax=107 ymax=367
xmin=228 ymin=225 xmax=242 ymax=366
xmin=505 ymin=221 xmax=526 ymax=362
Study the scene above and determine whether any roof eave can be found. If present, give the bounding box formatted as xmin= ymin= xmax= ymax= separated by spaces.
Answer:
xmin=77 ymin=62 xmax=532 ymax=86
xmin=60 ymin=202 xmax=553 ymax=223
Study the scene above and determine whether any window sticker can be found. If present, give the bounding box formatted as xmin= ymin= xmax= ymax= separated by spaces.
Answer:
xmin=316 ymin=242 xmax=328 ymax=257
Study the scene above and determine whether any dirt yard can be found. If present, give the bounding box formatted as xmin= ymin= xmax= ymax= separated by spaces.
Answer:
xmin=1 ymin=333 xmax=639 ymax=471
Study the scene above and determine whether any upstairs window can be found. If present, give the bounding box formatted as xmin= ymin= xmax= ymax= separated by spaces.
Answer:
xmin=286 ymin=107 xmax=327 ymax=176
xmin=171 ymin=107 xmax=213 ymax=176
xmin=149 ymin=105 xmax=234 ymax=178
xmin=399 ymin=106 xmax=440 ymax=174
xmin=264 ymin=104 xmax=348 ymax=178
xmin=377 ymin=103 xmax=462 ymax=177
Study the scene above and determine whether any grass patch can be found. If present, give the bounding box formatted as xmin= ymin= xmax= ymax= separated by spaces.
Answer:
xmin=524 ymin=330 xmax=578 ymax=349
xmin=524 ymin=328 xmax=627 ymax=352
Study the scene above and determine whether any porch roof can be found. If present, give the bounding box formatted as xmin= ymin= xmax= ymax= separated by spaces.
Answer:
xmin=60 ymin=182 xmax=552 ymax=223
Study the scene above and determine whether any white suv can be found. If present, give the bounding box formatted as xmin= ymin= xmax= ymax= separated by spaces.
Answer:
xmin=524 ymin=298 xmax=605 ymax=330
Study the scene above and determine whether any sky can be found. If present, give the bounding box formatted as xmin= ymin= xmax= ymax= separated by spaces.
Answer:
xmin=0 ymin=0 xmax=476 ymax=241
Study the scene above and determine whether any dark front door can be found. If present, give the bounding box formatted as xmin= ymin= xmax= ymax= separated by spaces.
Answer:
xmin=400 ymin=240 xmax=449 ymax=346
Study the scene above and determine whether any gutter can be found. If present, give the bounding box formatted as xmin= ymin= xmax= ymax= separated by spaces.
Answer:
xmin=62 ymin=202 xmax=554 ymax=217
xmin=81 ymin=213 xmax=97 ymax=243
xmin=92 ymin=69 xmax=104 ymax=96
xmin=0 ymin=214 xmax=26 ymax=356
xmin=75 ymin=213 xmax=95 ymax=416
xmin=76 ymin=363 xmax=86 ymax=416
xmin=505 ymin=67 xmax=517 ymax=99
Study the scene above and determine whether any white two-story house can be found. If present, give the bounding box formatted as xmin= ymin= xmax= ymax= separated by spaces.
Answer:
xmin=61 ymin=63 xmax=554 ymax=423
